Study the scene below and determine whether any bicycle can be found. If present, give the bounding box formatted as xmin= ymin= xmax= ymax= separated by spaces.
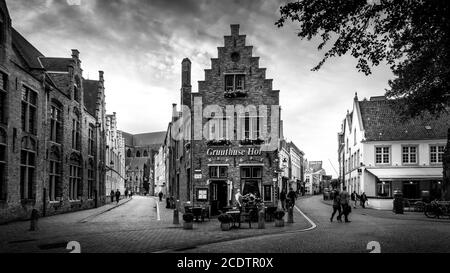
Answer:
xmin=424 ymin=200 xmax=450 ymax=219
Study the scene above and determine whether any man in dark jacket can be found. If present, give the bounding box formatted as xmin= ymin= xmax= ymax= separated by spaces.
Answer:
xmin=110 ymin=190 xmax=115 ymax=203
xmin=158 ymin=191 xmax=163 ymax=202
xmin=287 ymin=188 xmax=297 ymax=208
xmin=280 ymin=189 xmax=287 ymax=210
xmin=115 ymin=189 xmax=121 ymax=204
xmin=340 ymin=186 xmax=351 ymax=223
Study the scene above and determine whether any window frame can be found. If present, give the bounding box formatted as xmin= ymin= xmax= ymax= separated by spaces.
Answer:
xmin=401 ymin=145 xmax=419 ymax=165
xmin=21 ymin=85 xmax=38 ymax=135
xmin=0 ymin=71 xmax=8 ymax=125
xmin=430 ymin=144 xmax=445 ymax=164
xmin=375 ymin=145 xmax=391 ymax=165
xmin=0 ymin=128 xmax=6 ymax=200
xmin=224 ymin=74 xmax=245 ymax=92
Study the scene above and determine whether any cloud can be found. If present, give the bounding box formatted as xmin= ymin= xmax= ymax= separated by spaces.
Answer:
xmin=6 ymin=0 xmax=394 ymax=175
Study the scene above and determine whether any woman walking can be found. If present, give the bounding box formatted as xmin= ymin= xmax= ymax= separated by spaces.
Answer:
xmin=330 ymin=189 xmax=342 ymax=222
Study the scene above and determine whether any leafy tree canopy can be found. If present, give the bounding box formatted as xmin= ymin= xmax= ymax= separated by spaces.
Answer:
xmin=276 ymin=0 xmax=450 ymax=117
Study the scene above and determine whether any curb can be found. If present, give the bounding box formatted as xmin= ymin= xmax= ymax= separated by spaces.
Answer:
xmin=78 ymin=197 xmax=133 ymax=223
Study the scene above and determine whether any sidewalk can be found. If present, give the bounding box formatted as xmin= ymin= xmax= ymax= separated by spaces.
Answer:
xmin=0 ymin=197 xmax=132 ymax=247
xmin=321 ymin=198 xmax=450 ymax=223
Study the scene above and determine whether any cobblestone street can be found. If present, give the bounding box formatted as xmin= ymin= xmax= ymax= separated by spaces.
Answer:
xmin=0 ymin=196 xmax=311 ymax=253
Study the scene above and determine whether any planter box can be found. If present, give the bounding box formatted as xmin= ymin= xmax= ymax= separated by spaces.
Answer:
xmin=367 ymin=198 xmax=393 ymax=210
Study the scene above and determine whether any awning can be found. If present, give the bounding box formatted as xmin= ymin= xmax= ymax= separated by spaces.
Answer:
xmin=365 ymin=168 xmax=443 ymax=181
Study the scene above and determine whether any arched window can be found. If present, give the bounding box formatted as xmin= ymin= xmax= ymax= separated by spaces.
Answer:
xmin=48 ymin=146 xmax=62 ymax=201
xmin=50 ymin=100 xmax=63 ymax=143
xmin=126 ymin=149 xmax=131 ymax=157
xmin=0 ymin=128 xmax=6 ymax=200
xmin=20 ymin=137 xmax=36 ymax=200
xmin=69 ymin=153 xmax=82 ymax=200
xmin=136 ymin=150 xmax=141 ymax=157
xmin=87 ymin=158 xmax=95 ymax=199
xmin=143 ymin=150 xmax=148 ymax=157
xmin=72 ymin=109 xmax=81 ymax=151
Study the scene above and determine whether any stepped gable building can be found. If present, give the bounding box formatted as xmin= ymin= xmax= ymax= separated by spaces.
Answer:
xmin=168 ymin=24 xmax=282 ymax=215
xmin=338 ymin=94 xmax=449 ymax=209
xmin=122 ymin=131 xmax=165 ymax=195
xmin=0 ymin=0 xmax=108 ymax=223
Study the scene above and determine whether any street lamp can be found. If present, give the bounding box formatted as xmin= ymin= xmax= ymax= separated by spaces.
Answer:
xmin=109 ymin=160 xmax=114 ymax=192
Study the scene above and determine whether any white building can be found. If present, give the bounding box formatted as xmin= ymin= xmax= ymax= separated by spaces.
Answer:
xmin=154 ymin=145 xmax=167 ymax=196
xmin=339 ymin=94 xmax=449 ymax=209
xmin=304 ymin=161 xmax=326 ymax=195
xmin=105 ymin=113 xmax=126 ymax=197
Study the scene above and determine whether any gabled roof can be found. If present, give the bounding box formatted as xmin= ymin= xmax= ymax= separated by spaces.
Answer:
xmin=40 ymin=57 xmax=72 ymax=72
xmin=359 ymin=98 xmax=450 ymax=141
xmin=11 ymin=28 xmax=44 ymax=69
xmin=129 ymin=131 xmax=166 ymax=147
xmin=83 ymin=79 xmax=99 ymax=117
xmin=47 ymin=73 xmax=70 ymax=95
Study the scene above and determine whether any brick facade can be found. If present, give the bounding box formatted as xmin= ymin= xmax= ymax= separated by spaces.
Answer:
xmin=168 ymin=25 xmax=282 ymax=214
xmin=0 ymin=0 xmax=108 ymax=223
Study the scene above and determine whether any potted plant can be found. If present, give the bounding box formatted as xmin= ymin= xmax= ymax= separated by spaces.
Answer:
xmin=183 ymin=213 xmax=194 ymax=230
xmin=274 ymin=210 xmax=285 ymax=227
xmin=218 ymin=213 xmax=232 ymax=231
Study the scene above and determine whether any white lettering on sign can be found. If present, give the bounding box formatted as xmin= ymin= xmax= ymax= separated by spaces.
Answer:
xmin=206 ymin=148 xmax=262 ymax=157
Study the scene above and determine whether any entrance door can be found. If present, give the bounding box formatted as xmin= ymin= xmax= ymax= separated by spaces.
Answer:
xmin=403 ymin=181 xmax=420 ymax=199
xmin=210 ymin=181 xmax=228 ymax=215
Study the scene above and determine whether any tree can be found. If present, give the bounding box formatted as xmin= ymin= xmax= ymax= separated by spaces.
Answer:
xmin=276 ymin=0 xmax=450 ymax=199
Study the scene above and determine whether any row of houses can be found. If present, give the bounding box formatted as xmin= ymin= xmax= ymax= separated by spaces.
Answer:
xmin=0 ymin=0 xmax=126 ymax=223
xmin=338 ymin=93 xmax=450 ymax=209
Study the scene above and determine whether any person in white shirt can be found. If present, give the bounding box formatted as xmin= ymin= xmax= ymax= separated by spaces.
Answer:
xmin=235 ymin=189 xmax=243 ymax=209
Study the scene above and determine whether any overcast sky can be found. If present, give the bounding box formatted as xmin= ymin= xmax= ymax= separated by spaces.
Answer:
xmin=7 ymin=0 xmax=394 ymax=176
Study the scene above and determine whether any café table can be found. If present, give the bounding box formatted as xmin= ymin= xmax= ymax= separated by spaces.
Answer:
xmin=226 ymin=210 xmax=241 ymax=228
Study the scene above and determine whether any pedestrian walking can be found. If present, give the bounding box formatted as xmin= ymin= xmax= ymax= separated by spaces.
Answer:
xmin=125 ymin=189 xmax=129 ymax=199
xmin=158 ymin=191 xmax=163 ymax=202
xmin=129 ymin=191 xmax=133 ymax=198
xmin=360 ymin=192 xmax=367 ymax=208
xmin=115 ymin=189 xmax=120 ymax=204
xmin=340 ymin=186 xmax=351 ymax=223
xmin=351 ymin=191 xmax=359 ymax=209
xmin=287 ymin=187 xmax=297 ymax=208
xmin=330 ymin=189 xmax=342 ymax=222
xmin=110 ymin=190 xmax=115 ymax=203
xmin=280 ymin=189 xmax=287 ymax=210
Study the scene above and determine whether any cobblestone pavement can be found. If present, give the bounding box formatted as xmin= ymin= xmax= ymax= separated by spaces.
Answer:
xmin=0 ymin=196 xmax=311 ymax=253
xmin=184 ymin=195 xmax=450 ymax=253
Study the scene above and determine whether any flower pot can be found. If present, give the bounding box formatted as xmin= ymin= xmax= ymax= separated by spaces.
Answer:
xmin=275 ymin=219 xmax=285 ymax=227
xmin=220 ymin=222 xmax=231 ymax=231
xmin=183 ymin=221 xmax=193 ymax=230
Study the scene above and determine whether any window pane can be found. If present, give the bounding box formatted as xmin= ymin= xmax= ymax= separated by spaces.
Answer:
xmin=219 ymin=166 xmax=227 ymax=177
xmin=225 ymin=75 xmax=234 ymax=91
xmin=235 ymin=75 xmax=244 ymax=90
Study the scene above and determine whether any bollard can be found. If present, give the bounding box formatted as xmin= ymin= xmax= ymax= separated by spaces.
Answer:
xmin=173 ymin=200 xmax=180 ymax=225
xmin=258 ymin=207 xmax=265 ymax=229
xmin=173 ymin=209 xmax=179 ymax=225
xmin=29 ymin=209 xmax=39 ymax=231
xmin=287 ymin=206 xmax=294 ymax=223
